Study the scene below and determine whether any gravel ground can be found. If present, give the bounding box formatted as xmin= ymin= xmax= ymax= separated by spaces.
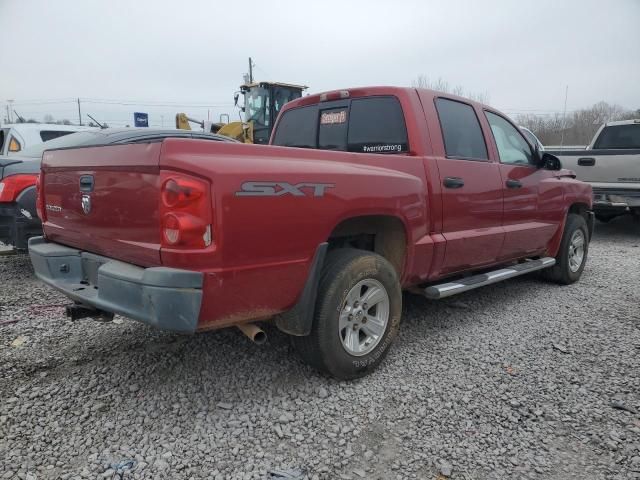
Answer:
xmin=1 ymin=218 xmax=639 ymax=480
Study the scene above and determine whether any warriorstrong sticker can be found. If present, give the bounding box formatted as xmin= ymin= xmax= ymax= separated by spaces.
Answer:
xmin=320 ymin=110 xmax=347 ymax=125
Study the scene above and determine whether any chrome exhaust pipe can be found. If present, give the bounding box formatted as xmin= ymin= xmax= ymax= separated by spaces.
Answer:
xmin=237 ymin=323 xmax=267 ymax=345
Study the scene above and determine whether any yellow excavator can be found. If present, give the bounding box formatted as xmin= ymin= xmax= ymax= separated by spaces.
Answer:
xmin=176 ymin=81 xmax=307 ymax=144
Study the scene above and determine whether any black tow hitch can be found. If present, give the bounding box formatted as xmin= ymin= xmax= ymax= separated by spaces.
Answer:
xmin=65 ymin=304 xmax=114 ymax=322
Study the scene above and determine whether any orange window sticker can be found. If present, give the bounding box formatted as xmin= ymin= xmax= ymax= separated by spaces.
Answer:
xmin=320 ymin=110 xmax=347 ymax=125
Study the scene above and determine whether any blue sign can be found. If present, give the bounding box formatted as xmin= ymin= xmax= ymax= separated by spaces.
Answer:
xmin=134 ymin=112 xmax=149 ymax=127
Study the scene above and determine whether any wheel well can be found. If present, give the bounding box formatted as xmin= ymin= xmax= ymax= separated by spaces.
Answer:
xmin=568 ymin=202 xmax=593 ymax=239
xmin=569 ymin=203 xmax=590 ymax=218
xmin=327 ymin=215 xmax=407 ymax=277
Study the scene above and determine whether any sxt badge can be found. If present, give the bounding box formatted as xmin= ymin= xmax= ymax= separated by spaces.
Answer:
xmin=236 ymin=182 xmax=334 ymax=197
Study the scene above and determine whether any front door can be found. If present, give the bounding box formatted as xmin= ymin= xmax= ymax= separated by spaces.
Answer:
xmin=483 ymin=111 xmax=560 ymax=259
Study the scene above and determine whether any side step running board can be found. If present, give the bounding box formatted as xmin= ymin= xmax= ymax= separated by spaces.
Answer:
xmin=422 ymin=257 xmax=556 ymax=299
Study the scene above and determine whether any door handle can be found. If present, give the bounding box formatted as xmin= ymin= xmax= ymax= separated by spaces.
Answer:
xmin=79 ymin=175 xmax=94 ymax=192
xmin=577 ymin=157 xmax=596 ymax=166
xmin=443 ymin=177 xmax=464 ymax=189
xmin=506 ymin=179 xmax=522 ymax=189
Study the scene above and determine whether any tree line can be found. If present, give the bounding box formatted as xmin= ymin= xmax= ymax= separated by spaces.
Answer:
xmin=515 ymin=103 xmax=639 ymax=146
xmin=412 ymin=76 xmax=638 ymax=146
xmin=10 ymin=114 xmax=106 ymax=128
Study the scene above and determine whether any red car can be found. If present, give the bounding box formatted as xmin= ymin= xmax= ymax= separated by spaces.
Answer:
xmin=29 ymin=86 xmax=593 ymax=379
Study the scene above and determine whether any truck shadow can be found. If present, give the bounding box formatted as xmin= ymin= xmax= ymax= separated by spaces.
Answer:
xmin=592 ymin=215 xmax=640 ymax=240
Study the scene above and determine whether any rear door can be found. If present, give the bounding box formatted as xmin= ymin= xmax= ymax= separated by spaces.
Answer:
xmin=483 ymin=111 xmax=562 ymax=259
xmin=429 ymin=97 xmax=504 ymax=275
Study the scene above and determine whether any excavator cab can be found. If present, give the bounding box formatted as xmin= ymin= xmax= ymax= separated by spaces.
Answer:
xmin=240 ymin=82 xmax=307 ymax=144
xmin=177 ymin=81 xmax=306 ymax=144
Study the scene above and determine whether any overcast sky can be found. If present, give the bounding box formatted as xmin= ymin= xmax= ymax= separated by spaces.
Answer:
xmin=1 ymin=0 xmax=638 ymax=127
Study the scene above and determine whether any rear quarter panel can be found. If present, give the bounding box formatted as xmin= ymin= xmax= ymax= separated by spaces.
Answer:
xmin=544 ymin=175 xmax=593 ymax=257
xmin=159 ymin=139 xmax=428 ymax=328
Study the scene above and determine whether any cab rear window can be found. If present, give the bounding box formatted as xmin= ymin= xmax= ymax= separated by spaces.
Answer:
xmin=272 ymin=96 xmax=408 ymax=154
xmin=593 ymin=124 xmax=640 ymax=149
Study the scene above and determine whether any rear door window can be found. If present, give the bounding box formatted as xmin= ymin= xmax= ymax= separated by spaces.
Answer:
xmin=40 ymin=130 xmax=75 ymax=142
xmin=435 ymin=98 xmax=488 ymax=160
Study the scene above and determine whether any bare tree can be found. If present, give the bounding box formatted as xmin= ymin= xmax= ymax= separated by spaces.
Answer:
xmin=517 ymin=102 xmax=639 ymax=146
xmin=412 ymin=75 xmax=490 ymax=104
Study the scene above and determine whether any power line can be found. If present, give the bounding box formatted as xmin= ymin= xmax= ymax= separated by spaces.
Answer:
xmin=7 ymin=98 xmax=234 ymax=108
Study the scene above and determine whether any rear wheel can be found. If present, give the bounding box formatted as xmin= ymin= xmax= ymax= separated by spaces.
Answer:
xmin=291 ymin=249 xmax=402 ymax=380
xmin=542 ymin=213 xmax=589 ymax=284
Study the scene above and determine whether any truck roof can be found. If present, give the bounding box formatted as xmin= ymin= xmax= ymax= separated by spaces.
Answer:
xmin=283 ymin=86 xmax=490 ymax=111
xmin=604 ymin=119 xmax=640 ymax=127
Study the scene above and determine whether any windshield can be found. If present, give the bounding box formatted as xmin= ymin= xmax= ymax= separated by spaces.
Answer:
xmin=17 ymin=130 xmax=106 ymax=158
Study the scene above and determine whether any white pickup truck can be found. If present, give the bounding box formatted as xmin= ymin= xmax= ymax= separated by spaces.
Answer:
xmin=548 ymin=119 xmax=640 ymax=222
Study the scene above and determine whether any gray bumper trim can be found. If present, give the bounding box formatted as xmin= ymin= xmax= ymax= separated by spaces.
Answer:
xmin=28 ymin=237 xmax=203 ymax=333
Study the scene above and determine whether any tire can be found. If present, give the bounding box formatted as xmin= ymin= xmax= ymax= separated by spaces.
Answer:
xmin=541 ymin=213 xmax=589 ymax=285
xmin=291 ymin=248 xmax=402 ymax=380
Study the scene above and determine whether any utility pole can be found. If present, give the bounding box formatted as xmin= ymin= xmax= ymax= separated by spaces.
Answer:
xmin=560 ymin=85 xmax=568 ymax=147
xmin=160 ymin=115 xmax=164 ymax=127
xmin=248 ymin=57 xmax=253 ymax=83
xmin=77 ymin=98 xmax=82 ymax=126
xmin=7 ymin=100 xmax=14 ymax=123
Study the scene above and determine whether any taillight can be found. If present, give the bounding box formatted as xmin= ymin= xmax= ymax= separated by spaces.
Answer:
xmin=160 ymin=172 xmax=212 ymax=249
xmin=0 ymin=174 xmax=38 ymax=202
xmin=36 ymin=174 xmax=45 ymax=221
xmin=8 ymin=138 xmax=21 ymax=153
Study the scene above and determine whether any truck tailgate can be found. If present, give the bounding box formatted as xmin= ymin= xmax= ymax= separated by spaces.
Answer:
xmin=41 ymin=143 xmax=162 ymax=266
xmin=552 ymin=150 xmax=640 ymax=184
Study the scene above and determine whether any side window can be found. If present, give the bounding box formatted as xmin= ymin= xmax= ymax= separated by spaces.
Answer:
xmin=485 ymin=112 xmax=533 ymax=165
xmin=271 ymin=106 xmax=317 ymax=148
xmin=318 ymin=107 xmax=348 ymax=151
xmin=435 ymin=98 xmax=488 ymax=160
xmin=347 ymin=97 xmax=408 ymax=153
xmin=40 ymin=130 xmax=74 ymax=142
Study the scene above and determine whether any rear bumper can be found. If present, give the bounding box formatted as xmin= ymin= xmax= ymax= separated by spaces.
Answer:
xmin=592 ymin=187 xmax=640 ymax=213
xmin=28 ymin=237 xmax=203 ymax=333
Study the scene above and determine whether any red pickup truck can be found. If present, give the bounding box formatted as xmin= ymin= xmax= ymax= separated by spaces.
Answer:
xmin=29 ymin=86 xmax=593 ymax=379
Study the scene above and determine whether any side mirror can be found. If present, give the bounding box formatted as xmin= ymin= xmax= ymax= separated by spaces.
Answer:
xmin=540 ymin=152 xmax=562 ymax=171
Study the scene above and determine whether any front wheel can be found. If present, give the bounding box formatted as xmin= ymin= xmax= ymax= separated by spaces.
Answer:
xmin=541 ymin=213 xmax=589 ymax=284
xmin=291 ymin=249 xmax=402 ymax=380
